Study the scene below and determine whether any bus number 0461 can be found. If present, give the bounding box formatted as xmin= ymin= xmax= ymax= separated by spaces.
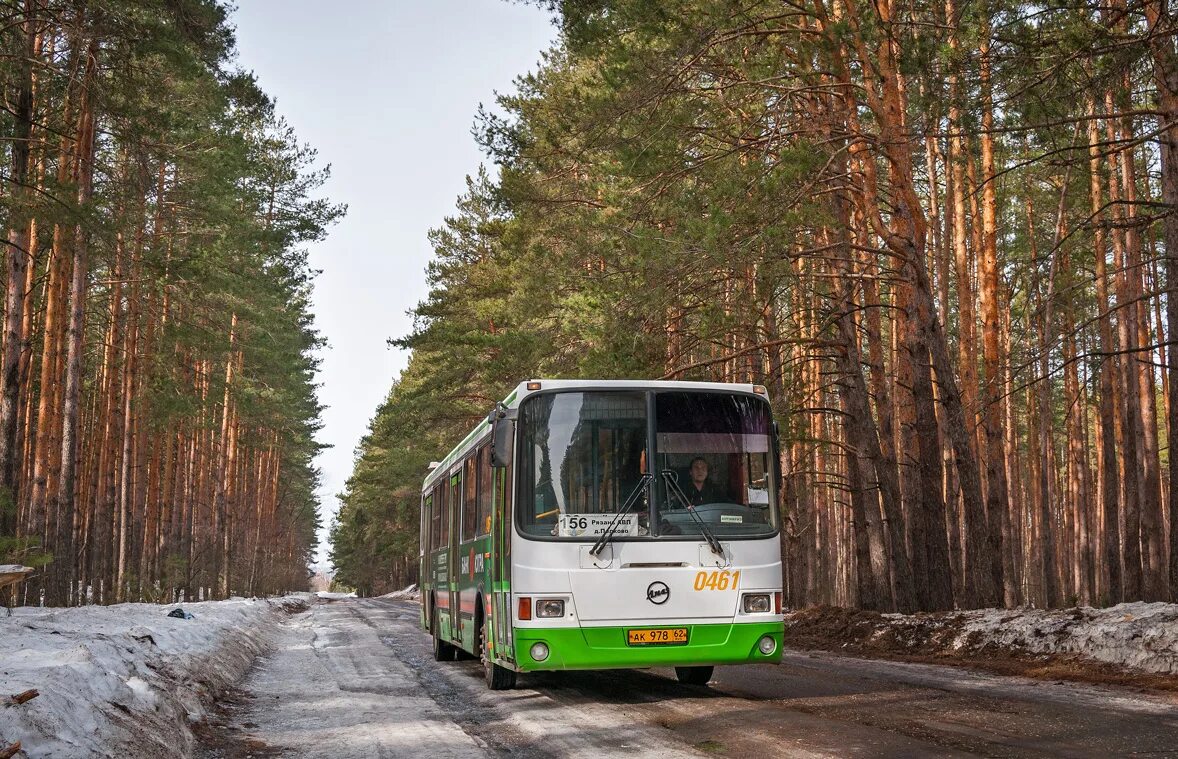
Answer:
xmin=693 ymin=570 xmax=740 ymax=591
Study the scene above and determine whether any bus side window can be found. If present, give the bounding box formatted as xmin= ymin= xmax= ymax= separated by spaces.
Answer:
xmin=430 ymin=485 xmax=442 ymax=551
xmin=451 ymin=471 xmax=463 ymax=545
xmin=477 ymin=444 xmax=492 ymax=536
xmin=421 ymin=494 xmax=431 ymax=554
xmin=440 ymin=479 xmax=450 ymax=547
xmin=463 ymin=455 xmax=478 ymax=540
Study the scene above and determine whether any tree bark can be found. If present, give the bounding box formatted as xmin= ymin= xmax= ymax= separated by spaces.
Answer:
xmin=1143 ymin=0 xmax=1178 ymax=601
xmin=977 ymin=18 xmax=1012 ymax=606
xmin=0 ymin=1 xmax=40 ymax=524
xmin=55 ymin=36 xmax=98 ymax=599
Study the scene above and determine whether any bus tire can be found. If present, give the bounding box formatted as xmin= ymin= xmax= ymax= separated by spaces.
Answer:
xmin=431 ymin=603 xmax=456 ymax=662
xmin=432 ymin=634 xmax=456 ymax=662
xmin=479 ymin=612 xmax=516 ymax=690
xmin=675 ymin=665 xmax=713 ymax=686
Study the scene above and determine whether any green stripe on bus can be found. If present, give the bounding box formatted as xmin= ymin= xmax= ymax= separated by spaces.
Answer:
xmin=510 ymin=622 xmax=782 ymax=671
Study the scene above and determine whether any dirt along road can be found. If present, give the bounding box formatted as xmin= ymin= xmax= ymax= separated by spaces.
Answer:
xmin=198 ymin=597 xmax=1178 ymax=758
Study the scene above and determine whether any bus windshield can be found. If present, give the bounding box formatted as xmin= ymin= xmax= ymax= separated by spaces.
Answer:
xmin=654 ymin=392 xmax=777 ymax=537
xmin=518 ymin=391 xmax=649 ymax=539
xmin=517 ymin=389 xmax=778 ymax=540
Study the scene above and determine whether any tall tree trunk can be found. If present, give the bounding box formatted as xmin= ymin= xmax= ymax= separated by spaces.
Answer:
xmin=1143 ymin=0 xmax=1178 ymax=601
xmin=1104 ymin=92 xmax=1145 ymax=600
xmin=833 ymin=281 xmax=904 ymax=612
xmin=1117 ymin=129 xmax=1167 ymax=602
xmin=1087 ymin=94 xmax=1123 ymax=603
xmin=214 ymin=314 xmax=238 ymax=598
xmin=977 ymin=19 xmax=1012 ymax=606
xmin=55 ymin=37 xmax=98 ymax=599
xmin=27 ymin=35 xmax=82 ymax=571
xmin=0 ymin=1 xmax=40 ymax=524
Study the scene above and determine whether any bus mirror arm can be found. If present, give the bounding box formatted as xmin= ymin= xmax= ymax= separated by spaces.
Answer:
xmin=489 ymin=403 xmax=516 ymax=469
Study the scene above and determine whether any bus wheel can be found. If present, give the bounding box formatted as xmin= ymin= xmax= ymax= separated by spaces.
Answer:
xmin=432 ymin=634 xmax=456 ymax=662
xmin=431 ymin=605 xmax=456 ymax=662
xmin=480 ymin=614 xmax=517 ymax=690
xmin=675 ymin=666 xmax=713 ymax=686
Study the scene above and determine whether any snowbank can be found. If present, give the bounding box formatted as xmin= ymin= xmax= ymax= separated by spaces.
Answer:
xmin=377 ymin=583 xmax=419 ymax=601
xmin=783 ymin=602 xmax=1178 ymax=678
xmin=0 ymin=596 xmax=306 ymax=758
xmin=950 ymin=602 xmax=1178 ymax=675
xmin=314 ymin=590 xmax=357 ymax=600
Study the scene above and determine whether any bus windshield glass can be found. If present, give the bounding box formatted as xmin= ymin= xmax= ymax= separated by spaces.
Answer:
xmin=517 ymin=389 xmax=778 ymax=540
xmin=518 ymin=391 xmax=649 ymax=539
xmin=654 ymin=392 xmax=777 ymax=537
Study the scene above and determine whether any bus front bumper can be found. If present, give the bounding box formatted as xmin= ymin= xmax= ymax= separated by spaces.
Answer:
xmin=512 ymin=621 xmax=782 ymax=671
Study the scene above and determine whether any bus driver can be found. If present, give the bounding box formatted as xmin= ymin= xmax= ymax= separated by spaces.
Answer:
xmin=686 ymin=456 xmax=725 ymax=506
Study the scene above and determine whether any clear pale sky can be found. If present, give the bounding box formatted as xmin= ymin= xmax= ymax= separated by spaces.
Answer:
xmin=230 ymin=2 xmax=557 ymax=567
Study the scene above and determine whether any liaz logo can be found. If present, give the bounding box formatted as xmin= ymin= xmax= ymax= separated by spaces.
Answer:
xmin=646 ymin=581 xmax=670 ymax=605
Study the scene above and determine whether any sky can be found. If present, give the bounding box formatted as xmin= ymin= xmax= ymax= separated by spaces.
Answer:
xmin=230 ymin=2 xmax=558 ymax=568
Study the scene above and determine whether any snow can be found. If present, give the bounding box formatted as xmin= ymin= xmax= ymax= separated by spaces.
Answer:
xmin=377 ymin=584 xmax=419 ymax=601
xmin=315 ymin=590 xmax=357 ymax=600
xmin=0 ymin=595 xmax=306 ymax=758
xmin=784 ymin=602 xmax=1178 ymax=683
xmin=941 ymin=602 xmax=1178 ymax=675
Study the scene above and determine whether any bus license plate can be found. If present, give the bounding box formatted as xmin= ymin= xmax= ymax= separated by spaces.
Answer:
xmin=627 ymin=627 xmax=688 ymax=645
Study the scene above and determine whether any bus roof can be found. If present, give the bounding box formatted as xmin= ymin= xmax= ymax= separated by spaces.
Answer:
xmin=421 ymin=379 xmax=768 ymax=492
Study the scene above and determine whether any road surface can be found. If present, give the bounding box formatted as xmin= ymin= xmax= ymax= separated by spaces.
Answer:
xmin=197 ymin=597 xmax=1178 ymax=757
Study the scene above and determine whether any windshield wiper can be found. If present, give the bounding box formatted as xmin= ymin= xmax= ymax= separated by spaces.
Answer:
xmin=589 ymin=473 xmax=653 ymax=557
xmin=661 ymin=470 xmax=725 ymax=556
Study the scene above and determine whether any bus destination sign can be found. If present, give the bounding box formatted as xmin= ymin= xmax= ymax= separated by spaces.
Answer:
xmin=557 ymin=513 xmax=638 ymax=538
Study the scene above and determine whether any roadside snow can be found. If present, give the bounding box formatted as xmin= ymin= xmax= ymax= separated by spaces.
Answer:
xmin=784 ymin=602 xmax=1178 ymax=679
xmin=378 ymin=584 xmax=419 ymax=601
xmin=947 ymin=602 xmax=1178 ymax=675
xmin=0 ymin=596 xmax=305 ymax=758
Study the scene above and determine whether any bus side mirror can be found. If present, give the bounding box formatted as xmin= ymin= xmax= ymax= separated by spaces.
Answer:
xmin=489 ymin=403 xmax=514 ymax=469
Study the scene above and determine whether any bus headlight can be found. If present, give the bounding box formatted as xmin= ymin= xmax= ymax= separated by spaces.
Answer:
xmin=742 ymin=593 xmax=771 ymax=613
xmin=536 ymin=599 xmax=565 ymax=618
xmin=758 ymin=635 xmax=777 ymax=655
xmin=530 ymin=642 xmax=550 ymax=662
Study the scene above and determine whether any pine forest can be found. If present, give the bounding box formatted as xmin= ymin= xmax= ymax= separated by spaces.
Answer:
xmin=334 ymin=0 xmax=1178 ymax=611
xmin=0 ymin=1 xmax=342 ymax=604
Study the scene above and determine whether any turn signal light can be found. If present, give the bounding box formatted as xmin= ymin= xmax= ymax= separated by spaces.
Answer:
xmin=774 ymin=591 xmax=782 ymax=614
xmin=518 ymin=596 xmax=532 ymax=620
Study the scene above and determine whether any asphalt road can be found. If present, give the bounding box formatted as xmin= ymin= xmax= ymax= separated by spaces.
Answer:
xmin=199 ymin=597 xmax=1178 ymax=758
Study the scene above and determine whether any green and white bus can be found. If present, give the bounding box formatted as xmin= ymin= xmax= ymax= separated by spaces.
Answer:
xmin=419 ymin=379 xmax=784 ymax=690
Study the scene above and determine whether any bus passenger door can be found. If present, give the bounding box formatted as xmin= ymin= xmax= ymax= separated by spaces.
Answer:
xmin=448 ymin=469 xmax=461 ymax=643
xmin=420 ymin=494 xmax=430 ymax=630
xmin=491 ymin=464 xmax=514 ymax=662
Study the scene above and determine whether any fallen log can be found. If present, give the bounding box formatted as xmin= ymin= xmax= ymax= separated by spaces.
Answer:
xmin=0 ymin=741 xmax=20 ymax=759
xmin=3 ymin=689 xmax=38 ymax=707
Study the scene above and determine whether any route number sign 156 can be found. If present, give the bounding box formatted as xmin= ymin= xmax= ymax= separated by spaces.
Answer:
xmin=558 ymin=513 xmax=638 ymax=537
